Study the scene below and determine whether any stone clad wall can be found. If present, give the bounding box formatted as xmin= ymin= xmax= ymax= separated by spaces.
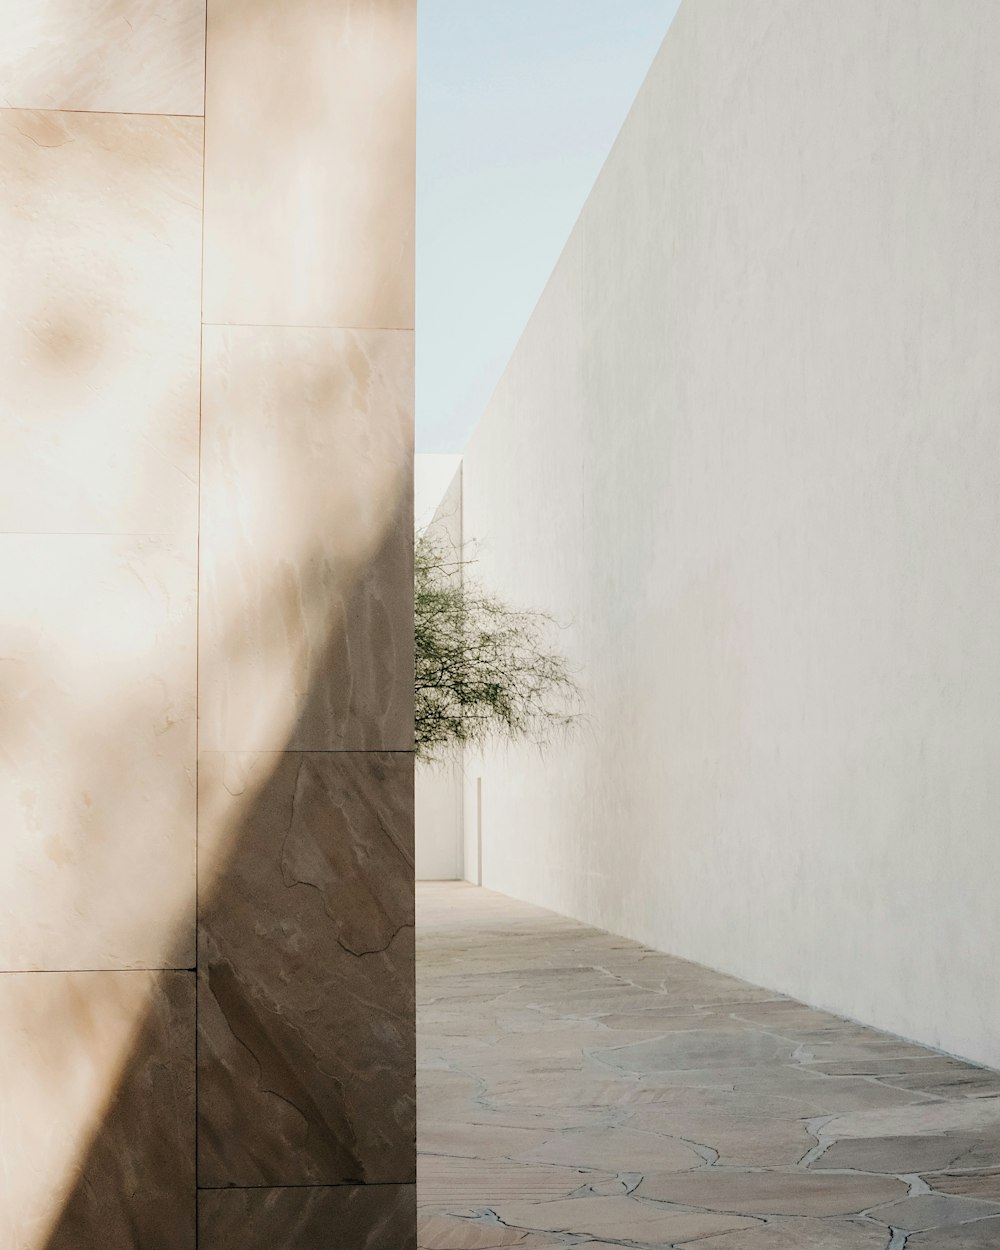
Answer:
xmin=0 ymin=2 xmax=415 ymax=1246
xmin=462 ymin=0 xmax=1000 ymax=1070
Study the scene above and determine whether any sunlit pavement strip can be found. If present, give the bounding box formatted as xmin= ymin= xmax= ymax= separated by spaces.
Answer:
xmin=416 ymin=883 xmax=1000 ymax=1249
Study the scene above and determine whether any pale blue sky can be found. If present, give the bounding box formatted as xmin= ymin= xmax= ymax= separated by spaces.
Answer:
xmin=416 ymin=0 xmax=682 ymax=452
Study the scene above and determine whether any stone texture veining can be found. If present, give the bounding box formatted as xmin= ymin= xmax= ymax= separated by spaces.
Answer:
xmin=0 ymin=0 xmax=206 ymax=115
xmin=0 ymin=109 xmax=202 ymax=538
xmin=198 ymin=751 xmax=415 ymax=1187
xmin=0 ymin=0 xmax=415 ymax=1242
xmin=195 ymin=0 xmax=416 ymax=1240
xmin=199 ymin=324 xmax=414 ymax=754
xmin=0 ymin=535 xmax=196 ymax=971
xmin=203 ymin=0 xmax=415 ymax=328
xmin=199 ymin=1184 xmax=417 ymax=1250
xmin=417 ymin=884 xmax=1000 ymax=1249
xmin=0 ymin=970 xmax=194 ymax=1250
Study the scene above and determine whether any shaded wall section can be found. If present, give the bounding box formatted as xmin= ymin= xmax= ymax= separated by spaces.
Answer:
xmin=462 ymin=0 xmax=1000 ymax=1068
xmin=0 ymin=2 xmax=415 ymax=1247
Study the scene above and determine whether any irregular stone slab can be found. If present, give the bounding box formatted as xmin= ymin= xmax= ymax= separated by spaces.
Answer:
xmin=199 ymin=1184 xmax=415 ymax=1250
xmin=417 ymin=886 xmax=1000 ymax=1246
xmin=487 ymin=1027 xmax=661 ymax=1059
xmin=417 ymin=1216 xmax=568 ymax=1250
xmin=417 ymin=1213 xmax=532 ymax=1248
xmin=674 ymin=1215 xmax=891 ymax=1248
xmin=483 ymin=1074 xmax=644 ymax=1110
xmin=427 ymin=1103 xmax=614 ymax=1133
xmin=824 ymin=1098 xmax=1000 ymax=1139
xmin=198 ymin=752 xmax=414 ymax=1187
xmin=638 ymin=1168 xmax=907 ymax=1216
xmin=516 ymin=1126 xmax=704 ymax=1174
xmin=807 ymin=1058 xmax=974 ymax=1076
xmin=598 ymin=1030 xmax=797 ymax=1073
xmin=722 ymin=1068 xmax=928 ymax=1113
xmin=814 ymin=1131 xmax=1000 ymax=1173
xmin=417 ymin=1155 xmax=614 ymax=1206
xmin=499 ymin=988 xmax=674 ymax=1014
xmin=929 ymin=1172 xmax=1000 ymax=1200
xmin=875 ymin=1069 xmax=1000 ymax=1098
xmin=870 ymin=1194 xmax=1000 ymax=1232
xmin=908 ymin=1218 xmax=1000 ymax=1248
xmin=796 ymin=1039 xmax=943 ymax=1062
xmin=624 ymin=1067 xmax=746 ymax=1089
xmin=513 ymin=1240 xmax=578 ymax=1249
xmin=419 ymin=1122 xmax=553 ymax=1161
xmin=418 ymin=1067 xmax=614 ymax=1133
xmin=419 ymin=1041 xmax=495 ymax=1068
xmin=418 ymin=1071 xmax=486 ymax=1116
xmin=420 ymin=971 xmax=537 ymax=999
xmin=418 ymin=1013 xmax=503 ymax=1039
xmin=596 ymin=1011 xmax=747 ymax=1032
xmin=727 ymin=1000 xmax=855 ymax=1030
xmin=627 ymin=1091 xmax=819 ymax=1166
xmin=494 ymin=1009 xmax=601 ymax=1034
xmin=491 ymin=1196 xmax=759 ymax=1241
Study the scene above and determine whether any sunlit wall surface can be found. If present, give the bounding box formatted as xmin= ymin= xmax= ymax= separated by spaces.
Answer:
xmin=0 ymin=2 xmax=415 ymax=1246
xmin=463 ymin=0 xmax=1000 ymax=1070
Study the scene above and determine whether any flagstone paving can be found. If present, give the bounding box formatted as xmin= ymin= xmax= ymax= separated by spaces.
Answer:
xmin=417 ymin=883 xmax=1000 ymax=1249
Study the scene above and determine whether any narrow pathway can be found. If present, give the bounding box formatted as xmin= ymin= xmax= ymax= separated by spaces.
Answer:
xmin=417 ymin=883 xmax=1000 ymax=1249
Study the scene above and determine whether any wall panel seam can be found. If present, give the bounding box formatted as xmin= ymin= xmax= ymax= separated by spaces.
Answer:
xmin=0 ymin=105 xmax=205 ymax=119
xmin=201 ymin=322 xmax=415 ymax=333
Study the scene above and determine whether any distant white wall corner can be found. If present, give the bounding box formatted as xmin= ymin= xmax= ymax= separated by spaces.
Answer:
xmin=414 ymin=454 xmax=465 ymax=880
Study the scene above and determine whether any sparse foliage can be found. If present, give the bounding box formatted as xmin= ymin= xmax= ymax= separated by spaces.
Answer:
xmin=414 ymin=527 xmax=580 ymax=761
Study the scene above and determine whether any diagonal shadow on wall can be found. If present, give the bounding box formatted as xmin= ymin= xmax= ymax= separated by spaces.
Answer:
xmin=39 ymin=507 xmax=416 ymax=1250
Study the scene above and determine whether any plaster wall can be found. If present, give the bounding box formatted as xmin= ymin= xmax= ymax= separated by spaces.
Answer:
xmin=416 ymin=757 xmax=464 ymax=881
xmin=415 ymin=458 xmax=464 ymax=880
xmin=416 ymin=452 xmax=463 ymax=529
xmin=1 ymin=2 xmax=415 ymax=1245
xmin=463 ymin=0 xmax=1000 ymax=1068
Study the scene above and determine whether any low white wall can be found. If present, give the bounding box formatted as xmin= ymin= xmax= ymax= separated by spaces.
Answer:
xmin=415 ymin=758 xmax=463 ymax=881
xmin=414 ymin=457 xmax=464 ymax=879
xmin=462 ymin=0 xmax=1000 ymax=1067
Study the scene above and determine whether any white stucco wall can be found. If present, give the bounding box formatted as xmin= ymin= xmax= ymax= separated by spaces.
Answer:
xmin=415 ymin=452 xmax=462 ymax=530
xmin=415 ymin=457 xmax=464 ymax=879
xmin=462 ymin=0 xmax=1000 ymax=1067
